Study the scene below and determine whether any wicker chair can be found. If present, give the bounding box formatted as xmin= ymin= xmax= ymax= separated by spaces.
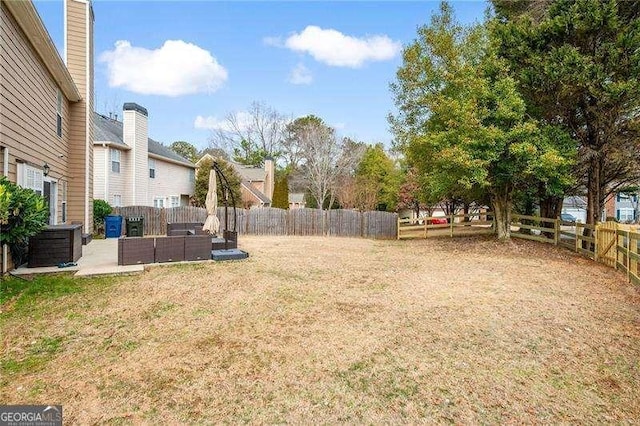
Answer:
xmin=118 ymin=237 xmax=155 ymax=265
xmin=155 ymin=236 xmax=186 ymax=263
xmin=184 ymin=235 xmax=212 ymax=261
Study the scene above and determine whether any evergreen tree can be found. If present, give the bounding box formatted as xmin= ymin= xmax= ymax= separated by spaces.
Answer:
xmin=492 ymin=0 xmax=640 ymax=224
xmin=272 ymin=174 xmax=290 ymax=209
xmin=193 ymin=157 xmax=243 ymax=207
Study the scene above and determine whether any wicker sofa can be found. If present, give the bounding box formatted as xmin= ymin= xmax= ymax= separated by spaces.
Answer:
xmin=118 ymin=234 xmax=211 ymax=265
xmin=166 ymin=222 xmax=209 ymax=236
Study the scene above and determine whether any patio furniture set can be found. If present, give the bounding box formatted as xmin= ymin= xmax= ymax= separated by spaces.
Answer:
xmin=117 ymin=222 xmax=238 ymax=265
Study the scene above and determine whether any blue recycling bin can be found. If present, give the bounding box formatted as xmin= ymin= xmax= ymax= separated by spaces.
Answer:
xmin=105 ymin=215 xmax=122 ymax=238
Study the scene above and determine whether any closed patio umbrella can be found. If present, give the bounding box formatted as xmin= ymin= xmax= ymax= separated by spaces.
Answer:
xmin=202 ymin=168 xmax=220 ymax=235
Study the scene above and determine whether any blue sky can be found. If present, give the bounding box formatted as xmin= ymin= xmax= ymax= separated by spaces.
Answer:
xmin=35 ymin=1 xmax=488 ymax=151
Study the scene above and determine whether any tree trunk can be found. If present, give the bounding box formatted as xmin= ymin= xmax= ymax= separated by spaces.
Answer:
xmin=585 ymin=156 xmax=603 ymax=226
xmin=491 ymin=191 xmax=512 ymax=241
xmin=585 ymin=155 xmax=605 ymax=250
xmin=539 ymin=195 xmax=563 ymax=239
xmin=539 ymin=195 xmax=562 ymax=220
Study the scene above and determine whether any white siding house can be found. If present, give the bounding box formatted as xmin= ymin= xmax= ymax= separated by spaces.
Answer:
xmin=93 ymin=103 xmax=195 ymax=207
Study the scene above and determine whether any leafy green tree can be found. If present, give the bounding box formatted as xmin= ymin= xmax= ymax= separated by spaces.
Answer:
xmin=272 ymin=173 xmax=290 ymax=209
xmin=355 ymin=144 xmax=401 ymax=211
xmin=93 ymin=199 xmax=113 ymax=234
xmin=193 ymin=157 xmax=242 ymax=207
xmin=389 ymin=2 xmax=574 ymax=239
xmin=0 ymin=177 xmax=48 ymax=266
xmin=233 ymin=139 xmax=268 ymax=166
xmin=170 ymin=141 xmax=198 ymax=163
xmin=397 ymin=168 xmax=437 ymax=217
xmin=199 ymin=147 xmax=229 ymax=161
xmin=492 ymin=0 xmax=640 ymax=225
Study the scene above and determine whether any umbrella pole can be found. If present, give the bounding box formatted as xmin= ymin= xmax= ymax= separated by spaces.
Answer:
xmin=224 ymin=188 xmax=229 ymax=250
xmin=213 ymin=162 xmax=231 ymax=251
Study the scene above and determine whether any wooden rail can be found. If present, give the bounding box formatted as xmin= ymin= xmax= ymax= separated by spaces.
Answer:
xmin=398 ymin=210 xmax=640 ymax=287
xmin=397 ymin=212 xmax=494 ymax=240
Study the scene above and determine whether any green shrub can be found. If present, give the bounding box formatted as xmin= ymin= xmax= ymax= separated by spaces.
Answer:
xmin=93 ymin=199 xmax=113 ymax=234
xmin=272 ymin=174 xmax=289 ymax=209
xmin=0 ymin=176 xmax=48 ymax=266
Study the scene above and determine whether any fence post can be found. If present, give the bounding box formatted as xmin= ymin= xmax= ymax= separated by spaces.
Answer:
xmin=627 ymin=230 xmax=631 ymax=281
xmin=554 ymin=217 xmax=560 ymax=246
xmin=450 ymin=214 xmax=454 ymax=238
xmin=615 ymin=225 xmax=619 ymax=270
xmin=424 ymin=217 xmax=428 ymax=239
xmin=630 ymin=232 xmax=637 ymax=283
xmin=160 ymin=207 xmax=167 ymax=235
xmin=575 ymin=223 xmax=582 ymax=253
xmin=397 ymin=216 xmax=400 ymax=240
xmin=594 ymin=223 xmax=599 ymax=263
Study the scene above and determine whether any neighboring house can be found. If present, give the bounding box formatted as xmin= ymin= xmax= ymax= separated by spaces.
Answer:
xmin=604 ymin=192 xmax=638 ymax=223
xmin=93 ymin=104 xmax=195 ymax=208
xmin=195 ymin=154 xmax=275 ymax=208
xmin=288 ymin=193 xmax=306 ymax=209
xmin=562 ymin=196 xmax=587 ymax=223
xmin=0 ymin=0 xmax=94 ymax=270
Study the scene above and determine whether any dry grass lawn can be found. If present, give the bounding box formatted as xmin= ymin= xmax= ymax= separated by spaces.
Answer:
xmin=2 ymin=235 xmax=640 ymax=423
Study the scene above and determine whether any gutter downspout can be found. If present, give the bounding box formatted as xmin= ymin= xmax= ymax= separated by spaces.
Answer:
xmin=2 ymin=146 xmax=8 ymax=274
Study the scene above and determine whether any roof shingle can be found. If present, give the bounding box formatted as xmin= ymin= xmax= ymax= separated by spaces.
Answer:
xmin=93 ymin=112 xmax=194 ymax=166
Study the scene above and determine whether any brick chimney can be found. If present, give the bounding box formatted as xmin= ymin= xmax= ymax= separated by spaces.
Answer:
xmin=264 ymin=157 xmax=275 ymax=202
xmin=65 ymin=0 xmax=94 ymax=232
xmin=123 ymin=103 xmax=148 ymax=205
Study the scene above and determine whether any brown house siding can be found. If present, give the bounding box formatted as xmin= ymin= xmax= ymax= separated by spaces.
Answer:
xmin=0 ymin=2 xmax=71 ymax=204
xmin=66 ymin=0 xmax=94 ymax=232
xmin=1 ymin=0 xmax=94 ymax=272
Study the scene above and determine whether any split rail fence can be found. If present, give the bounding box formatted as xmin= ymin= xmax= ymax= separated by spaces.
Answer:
xmin=397 ymin=212 xmax=640 ymax=286
xmin=112 ymin=206 xmax=398 ymax=239
xmin=397 ymin=212 xmax=495 ymax=239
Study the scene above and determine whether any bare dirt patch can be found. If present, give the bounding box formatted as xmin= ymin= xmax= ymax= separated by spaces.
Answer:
xmin=2 ymin=235 xmax=640 ymax=423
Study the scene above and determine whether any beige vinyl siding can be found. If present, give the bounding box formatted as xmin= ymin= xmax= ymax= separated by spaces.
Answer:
xmin=93 ymin=146 xmax=106 ymax=200
xmin=0 ymin=2 xmax=70 ymax=224
xmin=66 ymin=0 xmax=93 ymax=232
xmin=147 ymin=158 xmax=195 ymax=205
xmin=124 ymin=110 xmax=148 ymax=205
xmin=108 ymin=148 xmax=132 ymax=206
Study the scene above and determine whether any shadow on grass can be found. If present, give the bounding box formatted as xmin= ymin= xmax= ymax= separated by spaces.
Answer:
xmin=1 ymin=273 xmax=124 ymax=385
xmin=0 ymin=273 xmax=122 ymax=318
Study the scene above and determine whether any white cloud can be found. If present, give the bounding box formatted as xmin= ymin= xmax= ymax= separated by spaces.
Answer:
xmin=99 ymin=40 xmax=228 ymax=96
xmin=262 ymin=36 xmax=283 ymax=47
xmin=288 ymin=63 xmax=313 ymax=85
xmin=281 ymin=26 xmax=401 ymax=68
xmin=194 ymin=111 xmax=253 ymax=132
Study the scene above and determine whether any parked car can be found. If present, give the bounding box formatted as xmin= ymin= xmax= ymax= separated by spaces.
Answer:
xmin=429 ymin=217 xmax=448 ymax=225
xmin=561 ymin=213 xmax=577 ymax=223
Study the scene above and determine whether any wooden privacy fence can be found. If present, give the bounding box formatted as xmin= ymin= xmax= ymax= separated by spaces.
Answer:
xmin=112 ymin=206 xmax=398 ymax=239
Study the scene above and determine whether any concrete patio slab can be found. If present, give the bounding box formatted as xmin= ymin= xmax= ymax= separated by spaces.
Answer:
xmin=14 ymin=238 xmax=144 ymax=277
xmin=12 ymin=264 xmax=79 ymax=275
xmin=12 ymin=237 xmax=234 ymax=277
